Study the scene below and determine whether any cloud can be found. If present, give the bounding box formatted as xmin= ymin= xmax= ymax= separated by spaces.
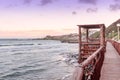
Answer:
xmin=40 ymin=0 xmax=52 ymax=6
xmin=114 ymin=0 xmax=120 ymax=2
xmin=5 ymin=4 xmax=18 ymax=8
xmin=72 ymin=11 xmax=77 ymax=15
xmin=109 ymin=4 xmax=120 ymax=11
xmin=86 ymin=8 xmax=97 ymax=13
xmin=78 ymin=0 xmax=97 ymax=5
xmin=5 ymin=4 xmax=13 ymax=8
xmin=23 ymin=0 xmax=32 ymax=4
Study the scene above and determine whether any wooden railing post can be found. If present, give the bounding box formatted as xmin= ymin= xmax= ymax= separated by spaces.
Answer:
xmin=100 ymin=25 xmax=105 ymax=47
xmin=78 ymin=26 xmax=82 ymax=63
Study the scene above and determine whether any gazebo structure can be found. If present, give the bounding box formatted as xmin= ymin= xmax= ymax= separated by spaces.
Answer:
xmin=77 ymin=24 xmax=105 ymax=63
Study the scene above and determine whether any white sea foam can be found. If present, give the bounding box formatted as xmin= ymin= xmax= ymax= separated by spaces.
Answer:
xmin=61 ymin=74 xmax=72 ymax=80
xmin=60 ymin=52 xmax=78 ymax=66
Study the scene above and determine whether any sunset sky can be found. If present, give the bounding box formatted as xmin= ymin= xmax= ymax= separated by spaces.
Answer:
xmin=0 ymin=0 xmax=120 ymax=38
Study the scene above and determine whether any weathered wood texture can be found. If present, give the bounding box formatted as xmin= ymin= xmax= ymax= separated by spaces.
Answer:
xmin=77 ymin=24 xmax=105 ymax=63
xmin=100 ymin=42 xmax=120 ymax=80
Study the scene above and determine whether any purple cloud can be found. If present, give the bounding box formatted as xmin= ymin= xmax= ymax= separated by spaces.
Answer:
xmin=41 ymin=0 xmax=52 ymax=6
xmin=114 ymin=0 xmax=120 ymax=2
xmin=78 ymin=0 xmax=97 ymax=5
xmin=5 ymin=3 xmax=18 ymax=8
xmin=5 ymin=4 xmax=13 ymax=8
xmin=23 ymin=0 xmax=32 ymax=4
xmin=72 ymin=11 xmax=77 ymax=15
xmin=109 ymin=4 xmax=120 ymax=11
xmin=86 ymin=8 xmax=97 ymax=13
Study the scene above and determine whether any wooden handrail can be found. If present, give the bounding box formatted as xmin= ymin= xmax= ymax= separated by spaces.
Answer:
xmin=72 ymin=46 xmax=104 ymax=80
xmin=108 ymin=40 xmax=120 ymax=55
xmin=81 ymin=46 xmax=103 ymax=68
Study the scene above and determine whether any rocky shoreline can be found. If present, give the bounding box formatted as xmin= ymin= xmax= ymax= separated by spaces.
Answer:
xmin=41 ymin=33 xmax=79 ymax=43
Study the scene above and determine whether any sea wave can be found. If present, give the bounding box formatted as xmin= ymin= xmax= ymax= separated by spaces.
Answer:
xmin=0 ymin=45 xmax=11 ymax=47
xmin=59 ymin=52 xmax=79 ymax=80
xmin=13 ymin=44 xmax=34 ymax=46
xmin=60 ymin=52 xmax=79 ymax=66
xmin=1 ymin=68 xmax=47 ymax=79
xmin=0 ymin=43 xmax=42 ymax=47
xmin=0 ymin=40 xmax=77 ymax=80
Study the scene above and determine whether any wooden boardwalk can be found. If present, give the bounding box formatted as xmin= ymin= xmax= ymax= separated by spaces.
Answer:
xmin=100 ymin=42 xmax=120 ymax=80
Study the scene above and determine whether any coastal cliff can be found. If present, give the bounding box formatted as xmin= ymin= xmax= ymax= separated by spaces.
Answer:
xmin=42 ymin=33 xmax=79 ymax=43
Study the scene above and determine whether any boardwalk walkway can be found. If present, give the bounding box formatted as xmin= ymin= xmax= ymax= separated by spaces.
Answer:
xmin=100 ymin=42 xmax=120 ymax=80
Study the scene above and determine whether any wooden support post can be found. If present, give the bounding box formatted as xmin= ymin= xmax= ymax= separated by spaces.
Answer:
xmin=118 ymin=26 xmax=120 ymax=40
xmin=78 ymin=26 xmax=81 ymax=63
xmin=86 ymin=29 xmax=89 ymax=43
xmin=100 ymin=25 xmax=105 ymax=47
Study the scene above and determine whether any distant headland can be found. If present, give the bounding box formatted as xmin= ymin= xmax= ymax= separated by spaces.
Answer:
xmin=41 ymin=33 xmax=79 ymax=43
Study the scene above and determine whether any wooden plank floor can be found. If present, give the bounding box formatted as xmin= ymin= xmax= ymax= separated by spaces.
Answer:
xmin=100 ymin=42 xmax=120 ymax=80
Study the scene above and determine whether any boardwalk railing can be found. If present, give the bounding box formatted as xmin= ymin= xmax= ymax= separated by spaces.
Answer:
xmin=72 ymin=46 xmax=105 ymax=80
xmin=109 ymin=40 xmax=120 ymax=55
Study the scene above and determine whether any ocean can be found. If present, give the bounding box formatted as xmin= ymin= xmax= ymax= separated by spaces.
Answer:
xmin=0 ymin=39 xmax=78 ymax=80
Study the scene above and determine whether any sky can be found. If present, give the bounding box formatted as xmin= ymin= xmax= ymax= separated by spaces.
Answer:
xmin=0 ymin=0 xmax=120 ymax=38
